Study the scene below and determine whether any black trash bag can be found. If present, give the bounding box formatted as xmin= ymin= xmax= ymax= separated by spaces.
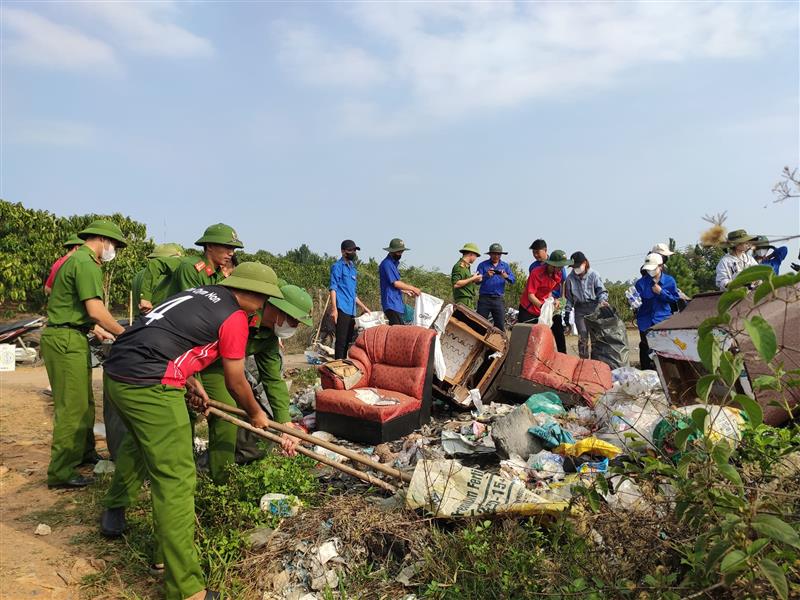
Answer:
xmin=584 ymin=305 xmax=630 ymax=369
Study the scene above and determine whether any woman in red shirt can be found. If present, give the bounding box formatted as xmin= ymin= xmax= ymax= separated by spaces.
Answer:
xmin=44 ymin=235 xmax=83 ymax=295
xmin=518 ymin=250 xmax=572 ymax=324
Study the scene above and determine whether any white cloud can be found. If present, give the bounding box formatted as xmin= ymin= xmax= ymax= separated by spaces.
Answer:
xmin=74 ymin=2 xmax=214 ymax=59
xmin=2 ymin=7 xmax=119 ymax=71
xmin=276 ymin=2 xmax=797 ymax=135
xmin=276 ymin=24 xmax=385 ymax=87
xmin=8 ymin=120 xmax=100 ymax=147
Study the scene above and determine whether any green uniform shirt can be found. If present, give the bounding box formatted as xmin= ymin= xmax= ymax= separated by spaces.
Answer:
xmin=140 ymin=256 xmax=183 ymax=306
xmin=46 ymin=245 xmax=103 ymax=326
xmin=169 ymin=256 xmax=225 ymax=296
xmin=246 ymin=327 xmax=290 ymax=423
xmin=131 ymin=268 xmax=145 ymax=315
xmin=451 ymin=259 xmax=477 ymax=309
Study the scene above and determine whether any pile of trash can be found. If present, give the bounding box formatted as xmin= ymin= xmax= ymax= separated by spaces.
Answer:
xmin=274 ymin=364 xmax=748 ymax=521
xmin=240 ymin=495 xmax=428 ymax=600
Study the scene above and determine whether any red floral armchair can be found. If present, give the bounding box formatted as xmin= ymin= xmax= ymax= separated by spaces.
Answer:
xmin=316 ymin=325 xmax=436 ymax=443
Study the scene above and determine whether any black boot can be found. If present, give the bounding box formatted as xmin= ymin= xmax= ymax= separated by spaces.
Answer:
xmin=100 ymin=507 xmax=127 ymax=537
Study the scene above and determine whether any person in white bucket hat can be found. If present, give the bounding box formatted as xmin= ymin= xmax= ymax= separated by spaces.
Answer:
xmin=635 ymin=254 xmax=678 ymax=370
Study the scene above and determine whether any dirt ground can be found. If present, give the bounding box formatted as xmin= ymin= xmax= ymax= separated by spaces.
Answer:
xmin=0 ymin=353 xmax=312 ymax=600
xmin=0 ymin=366 xmax=105 ymax=600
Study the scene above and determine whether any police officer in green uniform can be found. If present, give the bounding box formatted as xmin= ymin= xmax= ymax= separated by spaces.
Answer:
xmin=133 ymin=243 xmax=184 ymax=315
xmin=41 ymin=220 xmax=128 ymax=488
xmin=451 ymin=242 xmax=482 ymax=309
xmin=99 ymin=262 xmax=284 ymax=600
xmin=237 ymin=284 xmax=314 ymax=460
xmin=169 ymin=223 xmax=244 ymax=483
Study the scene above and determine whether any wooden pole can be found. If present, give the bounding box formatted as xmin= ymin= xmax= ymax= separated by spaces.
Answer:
xmin=206 ymin=407 xmax=397 ymax=493
xmin=312 ymin=294 xmax=330 ymax=348
xmin=206 ymin=399 xmax=412 ymax=483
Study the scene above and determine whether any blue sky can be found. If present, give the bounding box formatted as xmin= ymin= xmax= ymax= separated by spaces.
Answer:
xmin=2 ymin=1 xmax=799 ymax=282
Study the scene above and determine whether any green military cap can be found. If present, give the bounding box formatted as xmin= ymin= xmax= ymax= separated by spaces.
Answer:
xmin=459 ymin=242 xmax=481 ymax=255
xmin=195 ymin=223 xmax=244 ymax=248
xmin=724 ymin=229 xmax=758 ymax=246
xmin=147 ymin=243 xmax=184 ymax=258
xmin=63 ymin=234 xmax=84 ymax=248
xmin=219 ymin=262 xmax=283 ymax=298
xmin=269 ymin=284 xmax=313 ymax=326
xmin=384 ymin=238 xmax=409 ymax=252
xmin=276 ymin=277 xmax=288 ymax=288
xmin=486 ymin=243 xmax=507 ymax=255
xmin=544 ymin=249 xmax=571 ymax=267
xmin=78 ymin=219 xmax=129 ymax=248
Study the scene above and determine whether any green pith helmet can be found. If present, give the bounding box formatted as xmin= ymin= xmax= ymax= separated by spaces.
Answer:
xmin=78 ymin=219 xmax=129 ymax=248
xmin=269 ymin=284 xmax=313 ymax=326
xmin=486 ymin=243 xmax=507 ymax=255
xmin=219 ymin=262 xmax=282 ymax=298
xmin=148 ymin=243 xmax=184 ymax=259
xmin=724 ymin=229 xmax=758 ymax=247
xmin=195 ymin=223 xmax=244 ymax=248
xmin=753 ymin=235 xmax=774 ymax=249
xmin=384 ymin=238 xmax=409 ymax=253
xmin=545 ymin=249 xmax=571 ymax=267
xmin=63 ymin=234 xmax=84 ymax=248
xmin=459 ymin=242 xmax=481 ymax=255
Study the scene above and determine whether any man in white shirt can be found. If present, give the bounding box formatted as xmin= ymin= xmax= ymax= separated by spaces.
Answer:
xmin=716 ymin=229 xmax=759 ymax=290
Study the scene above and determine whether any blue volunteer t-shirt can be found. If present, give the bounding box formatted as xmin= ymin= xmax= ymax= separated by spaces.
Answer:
xmin=379 ymin=255 xmax=404 ymax=312
xmin=477 ymin=259 xmax=516 ymax=296
xmin=329 ymin=257 xmax=358 ymax=316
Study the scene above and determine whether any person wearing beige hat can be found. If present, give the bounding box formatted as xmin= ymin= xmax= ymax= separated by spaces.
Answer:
xmin=715 ymin=229 xmax=759 ymax=290
xmin=451 ymin=242 xmax=482 ymax=309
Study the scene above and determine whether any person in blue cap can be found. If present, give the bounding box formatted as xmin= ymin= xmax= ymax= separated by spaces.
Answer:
xmin=475 ymin=243 xmax=516 ymax=329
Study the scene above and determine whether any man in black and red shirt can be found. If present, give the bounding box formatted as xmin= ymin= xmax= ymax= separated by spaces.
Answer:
xmin=100 ymin=262 xmax=283 ymax=600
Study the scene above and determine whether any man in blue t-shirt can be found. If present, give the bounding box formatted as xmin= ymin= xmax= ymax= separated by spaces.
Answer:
xmin=329 ymin=239 xmax=371 ymax=358
xmin=379 ymin=238 xmax=420 ymax=325
xmin=526 ymin=239 xmax=568 ymax=352
xmin=475 ymin=243 xmax=516 ymax=329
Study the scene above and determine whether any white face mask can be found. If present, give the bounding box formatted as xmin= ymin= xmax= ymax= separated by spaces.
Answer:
xmin=573 ymin=265 xmax=586 ymax=275
xmin=753 ymin=249 xmax=769 ymax=259
xmin=101 ymin=242 xmax=117 ymax=263
xmin=273 ymin=319 xmax=298 ymax=339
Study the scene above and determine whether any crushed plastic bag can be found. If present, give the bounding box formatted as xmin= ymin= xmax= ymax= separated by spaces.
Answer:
xmin=538 ymin=296 xmax=555 ymax=327
xmin=612 ymin=367 xmax=662 ymax=398
xmin=355 ymin=311 xmax=388 ymax=330
xmin=554 ymin=437 xmax=622 ymax=459
xmin=525 ymin=392 xmax=565 ymax=416
xmin=527 ymin=451 xmax=565 ymax=481
xmin=441 ymin=429 xmax=496 ymax=456
xmin=604 ymin=476 xmax=648 ymax=512
xmin=584 ymin=306 xmax=630 ymax=369
xmin=260 ymin=493 xmax=301 ymax=517
xmin=431 ymin=303 xmax=455 ymax=380
xmin=405 ymin=459 xmax=569 ymax=518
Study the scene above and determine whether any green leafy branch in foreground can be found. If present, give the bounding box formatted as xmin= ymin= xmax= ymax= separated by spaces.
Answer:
xmin=577 ymin=265 xmax=800 ymax=599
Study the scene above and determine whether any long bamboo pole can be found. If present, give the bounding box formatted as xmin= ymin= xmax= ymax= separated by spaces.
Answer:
xmin=206 ymin=406 xmax=397 ymax=493
xmin=206 ymin=399 xmax=412 ymax=483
